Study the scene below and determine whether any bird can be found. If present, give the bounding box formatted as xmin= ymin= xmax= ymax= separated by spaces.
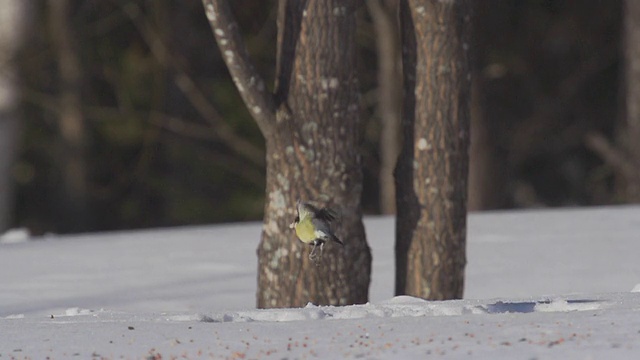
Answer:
xmin=289 ymin=200 xmax=344 ymax=261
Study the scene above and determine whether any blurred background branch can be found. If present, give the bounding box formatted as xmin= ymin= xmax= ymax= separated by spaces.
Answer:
xmin=2 ymin=0 xmax=637 ymax=234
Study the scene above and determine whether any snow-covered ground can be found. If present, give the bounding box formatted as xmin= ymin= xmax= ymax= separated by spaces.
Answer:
xmin=1 ymin=205 xmax=640 ymax=358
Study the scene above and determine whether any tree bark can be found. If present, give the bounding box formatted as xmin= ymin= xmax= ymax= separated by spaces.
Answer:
xmin=0 ymin=0 xmax=29 ymax=231
xmin=368 ymin=0 xmax=402 ymax=215
xmin=50 ymin=0 xmax=89 ymax=231
xmin=203 ymin=0 xmax=371 ymax=308
xmin=467 ymin=77 xmax=507 ymax=210
xmin=617 ymin=0 xmax=640 ymax=201
xmin=395 ymin=0 xmax=471 ymax=299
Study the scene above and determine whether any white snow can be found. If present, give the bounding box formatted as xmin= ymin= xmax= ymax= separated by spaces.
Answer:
xmin=1 ymin=205 xmax=640 ymax=358
xmin=0 ymin=227 xmax=30 ymax=244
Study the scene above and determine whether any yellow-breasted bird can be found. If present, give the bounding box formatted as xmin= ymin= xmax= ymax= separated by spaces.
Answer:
xmin=289 ymin=200 xmax=344 ymax=260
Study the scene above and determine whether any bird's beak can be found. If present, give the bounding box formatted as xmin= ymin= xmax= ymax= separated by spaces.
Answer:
xmin=289 ymin=215 xmax=299 ymax=229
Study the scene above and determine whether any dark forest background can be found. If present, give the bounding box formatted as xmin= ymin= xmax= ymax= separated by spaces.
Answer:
xmin=2 ymin=0 xmax=633 ymax=235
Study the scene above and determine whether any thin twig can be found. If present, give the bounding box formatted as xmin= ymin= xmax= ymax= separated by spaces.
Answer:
xmin=584 ymin=132 xmax=639 ymax=180
xmin=121 ymin=2 xmax=265 ymax=167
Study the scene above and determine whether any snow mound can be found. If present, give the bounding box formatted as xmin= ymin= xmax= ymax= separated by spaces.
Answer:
xmin=196 ymin=295 xmax=606 ymax=324
xmin=4 ymin=314 xmax=24 ymax=319
xmin=481 ymin=298 xmax=605 ymax=314
xmin=63 ymin=307 xmax=95 ymax=316
xmin=0 ymin=228 xmax=30 ymax=244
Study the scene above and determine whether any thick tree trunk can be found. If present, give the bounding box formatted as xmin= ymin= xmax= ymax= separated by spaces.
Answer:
xmin=203 ymin=0 xmax=371 ymax=308
xmin=617 ymin=0 xmax=640 ymax=201
xmin=257 ymin=0 xmax=370 ymax=308
xmin=395 ymin=0 xmax=471 ymax=299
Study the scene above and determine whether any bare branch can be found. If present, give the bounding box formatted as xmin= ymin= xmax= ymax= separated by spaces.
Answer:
xmin=510 ymin=44 xmax=619 ymax=163
xmin=202 ymin=0 xmax=275 ymax=137
xmin=171 ymin=73 xmax=265 ymax=167
xmin=585 ymin=132 xmax=639 ymax=180
xmin=149 ymin=111 xmax=265 ymax=168
xmin=162 ymin=135 xmax=266 ymax=189
xmin=25 ymin=87 xmax=266 ymax=169
xmin=121 ymin=3 xmax=265 ymax=167
xmin=81 ymin=104 xmax=265 ymax=168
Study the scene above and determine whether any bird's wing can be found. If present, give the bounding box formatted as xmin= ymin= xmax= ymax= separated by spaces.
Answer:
xmin=315 ymin=207 xmax=339 ymax=222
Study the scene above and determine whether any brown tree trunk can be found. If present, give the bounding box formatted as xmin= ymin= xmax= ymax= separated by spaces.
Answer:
xmin=368 ymin=0 xmax=402 ymax=215
xmin=0 ymin=0 xmax=29 ymax=231
xmin=466 ymin=2 xmax=510 ymax=211
xmin=617 ymin=0 xmax=640 ymax=201
xmin=468 ymin=77 xmax=507 ymax=210
xmin=395 ymin=0 xmax=471 ymax=299
xmin=203 ymin=0 xmax=371 ymax=308
xmin=50 ymin=0 xmax=89 ymax=231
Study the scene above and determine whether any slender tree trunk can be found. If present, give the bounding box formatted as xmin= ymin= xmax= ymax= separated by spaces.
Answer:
xmin=468 ymin=77 xmax=507 ymax=210
xmin=203 ymin=0 xmax=371 ymax=308
xmin=466 ymin=2 xmax=509 ymax=211
xmin=617 ymin=0 xmax=640 ymax=201
xmin=368 ymin=0 xmax=402 ymax=215
xmin=395 ymin=0 xmax=471 ymax=299
xmin=50 ymin=0 xmax=88 ymax=231
xmin=0 ymin=0 xmax=29 ymax=231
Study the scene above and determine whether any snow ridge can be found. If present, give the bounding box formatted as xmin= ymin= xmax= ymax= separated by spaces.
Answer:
xmin=165 ymin=295 xmax=608 ymax=324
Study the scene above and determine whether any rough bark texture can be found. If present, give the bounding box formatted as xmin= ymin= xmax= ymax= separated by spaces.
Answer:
xmin=395 ymin=0 xmax=471 ymax=299
xmin=203 ymin=0 xmax=371 ymax=308
xmin=257 ymin=0 xmax=371 ymax=308
xmin=618 ymin=0 xmax=640 ymax=201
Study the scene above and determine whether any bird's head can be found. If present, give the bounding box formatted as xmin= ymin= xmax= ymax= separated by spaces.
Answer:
xmin=289 ymin=199 xmax=304 ymax=229
xmin=296 ymin=200 xmax=313 ymax=221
